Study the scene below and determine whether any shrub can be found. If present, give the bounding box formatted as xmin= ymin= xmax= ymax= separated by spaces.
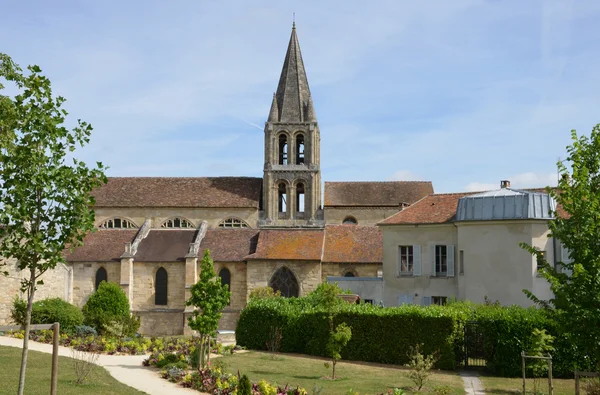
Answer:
xmin=156 ymin=353 xmax=180 ymax=368
xmin=75 ymin=325 xmax=97 ymax=337
xmin=249 ymin=286 xmax=281 ymax=300
xmin=11 ymin=297 xmax=83 ymax=333
xmin=406 ymin=344 xmax=438 ymax=391
xmin=238 ymin=374 xmax=252 ymax=395
xmin=82 ymin=282 xmax=134 ymax=335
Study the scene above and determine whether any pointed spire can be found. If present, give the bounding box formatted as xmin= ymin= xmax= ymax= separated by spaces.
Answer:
xmin=274 ymin=25 xmax=314 ymax=123
xmin=268 ymin=93 xmax=279 ymax=122
xmin=305 ymin=96 xmax=316 ymax=122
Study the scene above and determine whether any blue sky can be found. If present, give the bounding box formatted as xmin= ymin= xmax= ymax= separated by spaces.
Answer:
xmin=2 ymin=0 xmax=600 ymax=192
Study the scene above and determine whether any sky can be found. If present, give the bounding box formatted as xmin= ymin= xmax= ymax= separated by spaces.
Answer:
xmin=2 ymin=0 xmax=599 ymax=193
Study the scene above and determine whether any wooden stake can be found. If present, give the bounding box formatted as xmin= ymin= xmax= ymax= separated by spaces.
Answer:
xmin=548 ymin=357 xmax=553 ymax=395
xmin=51 ymin=322 xmax=59 ymax=395
xmin=521 ymin=351 xmax=526 ymax=395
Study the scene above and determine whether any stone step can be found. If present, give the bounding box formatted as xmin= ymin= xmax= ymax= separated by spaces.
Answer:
xmin=217 ymin=330 xmax=236 ymax=345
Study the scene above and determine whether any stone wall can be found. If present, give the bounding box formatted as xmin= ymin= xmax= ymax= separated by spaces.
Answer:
xmin=0 ymin=258 xmax=72 ymax=325
xmin=324 ymin=207 xmax=401 ymax=226
xmin=321 ymin=263 xmax=381 ymax=280
xmin=72 ymin=261 xmax=120 ymax=307
xmin=131 ymin=261 xmax=186 ymax=311
xmin=246 ymin=260 xmax=321 ymax=297
xmin=137 ymin=310 xmax=184 ymax=336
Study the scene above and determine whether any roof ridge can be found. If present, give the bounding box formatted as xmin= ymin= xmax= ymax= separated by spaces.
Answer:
xmin=325 ymin=180 xmax=432 ymax=184
xmin=105 ymin=176 xmax=263 ymax=180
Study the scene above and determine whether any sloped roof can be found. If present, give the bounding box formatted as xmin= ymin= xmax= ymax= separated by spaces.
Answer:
xmin=92 ymin=177 xmax=262 ymax=208
xmin=378 ymin=193 xmax=474 ymax=225
xmin=65 ymin=229 xmax=138 ymax=262
xmin=199 ymin=229 xmax=260 ymax=262
xmin=246 ymin=230 xmax=324 ymax=261
xmin=134 ymin=230 xmax=197 ymax=262
xmin=322 ymin=225 xmax=382 ymax=263
xmin=324 ymin=181 xmax=433 ymax=207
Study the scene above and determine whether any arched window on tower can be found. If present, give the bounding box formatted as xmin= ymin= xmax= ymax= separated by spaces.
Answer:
xmin=269 ymin=267 xmax=299 ymax=298
xmin=343 ymin=216 xmax=358 ymax=225
xmin=95 ymin=267 xmax=107 ymax=290
xmin=278 ymin=135 xmax=288 ymax=165
xmin=155 ymin=267 xmax=168 ymax=305
xmin=296 ymin=183 xmax=305 ymax=215
xmin=296 ymin=134 xmax=305 ymax=165
xmin=278 ymin=183 xmax=287 ymax=218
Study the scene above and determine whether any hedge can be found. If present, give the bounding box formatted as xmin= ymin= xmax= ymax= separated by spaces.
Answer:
xmin=12 ymin=297 xmax=83 ymax=333
xmin=236 ymin=298 xmax=592 ymax=377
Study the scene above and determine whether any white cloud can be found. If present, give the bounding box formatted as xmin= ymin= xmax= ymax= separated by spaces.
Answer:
xmin=389 ymin=170 xmax=423 ymax=181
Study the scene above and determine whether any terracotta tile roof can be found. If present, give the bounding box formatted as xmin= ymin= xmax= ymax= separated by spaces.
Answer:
xmin=92 ymin=177 xmax=262 ymax=208
xmin=65 ymin=229 xmax=138 ymax=262
xmin=246 ymin=230 xmax=324 ymax=261
xmin=322 ymin=225 xmax=382 ymax=263
xmin=134 ymin=230 xmax=197 ymax=262
xmin=199 ymin=229 xmax=260 ymax=262
xmin=378 ymin=193 xmax=474 ymax=225
xmin=324 ymin=181 xmax=433 ymax=207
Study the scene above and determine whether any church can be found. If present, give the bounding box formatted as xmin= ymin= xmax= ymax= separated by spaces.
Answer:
xmin=57 ymin=24 xmax=433 ymax=335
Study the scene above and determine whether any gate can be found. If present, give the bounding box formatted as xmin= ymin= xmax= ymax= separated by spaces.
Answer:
xmin=462 ymin=321 xmax=486 ymax=368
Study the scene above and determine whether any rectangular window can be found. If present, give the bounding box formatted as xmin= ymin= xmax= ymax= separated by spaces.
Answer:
xmin=536 ymin=251 xmax=546 ymax=276
xmin=435 ymin=245 xmax=447 ymax=275
xmin=459 ymin=250 xmax=464 ymax=275
xmin=432 ymin=296 xmax=447 ymax=306
xmin=398 ymin=246 xmax=413 ymax=275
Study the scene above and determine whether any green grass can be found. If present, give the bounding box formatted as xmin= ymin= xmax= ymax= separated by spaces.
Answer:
xmin=221 ymin=351 xmax=466 ymax=394
xmin=480 ymin=375 xmax=576 ymax=395
xmin=0 ymin=346 xmax=145 ymax=394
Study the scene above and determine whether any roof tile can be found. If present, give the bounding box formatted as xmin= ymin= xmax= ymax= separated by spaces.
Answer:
xmin=324 ymin=181 xmax=433 ymax=207
xmin=323 ymin=225 xmax=382 ymax=263
xmin=247 ymin=230 xmax=324 ymax=261
xmin=199 ymin=229 xmax=260 ymax=262
xmin=65 ymin=229 xmax=138 ymax=262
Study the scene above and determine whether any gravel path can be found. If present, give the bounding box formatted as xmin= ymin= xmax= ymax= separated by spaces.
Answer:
xmin=460 ymin=370 xmax=485 ymax=395
xmin=0 ymin=336 xmax=201 ymax=395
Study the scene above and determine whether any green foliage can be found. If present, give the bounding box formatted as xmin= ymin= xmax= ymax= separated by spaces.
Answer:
xmin=82 ymin=282 xmax=136 ymax=336
xmin=305 ymin=282 xmax=348 ymax=310
xmin=326 ymin=322 xmax=352 ymax=379
xmin=528 ymin=328 xmax=554 ymax=395
xmin=11 ymin=297 xmax=83 ymax=333
xmin=406 ymin=343 xmax=438 ymax=391
xmin=249 ymin=286 xmax=281 ymax=300
xmin=432 ymin=385 xmax=453 ymax=395
xmin=238 ymin=374 xmax=252 ymax=395
xmin=155 ymin=353 xmax=180 ymax=368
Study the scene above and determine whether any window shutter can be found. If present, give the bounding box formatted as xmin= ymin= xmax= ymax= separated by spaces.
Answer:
xmin=397 ymin=246 xmax=402 ymax=275
xmin=447 ymin=245 xmax=455 ymax=277
xmin=422 ymin=296 xmax=431 ymax=306
xmin=413 ymin=245 xmax=421 ymax=276
xmin=430 ymin=245 xmax=436 ymax=277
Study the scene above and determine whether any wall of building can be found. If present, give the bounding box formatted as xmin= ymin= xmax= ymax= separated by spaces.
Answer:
xmin=246 ymin=260 xmax=321 ymax=298
xmin=321 ymin=263 xmax=381 ymax=280
xmin=0 ymin=258 xmax=72 ymax=325
xmin=131 ymin=261 xmax=186 ymax=311
xmin=72 ymin=261 xmax=120 ymax=307
xmin=326 ymin=277 xmax=384 ymax=305
xmin=95 ymin=207 xmax=259 ymax=230
xmin=137 ymin=311 xmax=184 ymax=336
xmin=213 ymin=261 xmax=247 ymax=330
xmin=325 ymin=207 xmax=401 ymax=226
xmin=381 ymin=224 xmax=458 ymax=306
xmin=456 ymin=220 xmax=551 ymax=307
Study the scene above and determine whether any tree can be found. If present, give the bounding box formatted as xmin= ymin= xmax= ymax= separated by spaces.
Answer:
xmin=186 ymin=249 xmax=230 ymax=369
xmin=325 ymin=322 xmax=352 ymax=379
xmin=0 ymin=53 xmax=106 ymax=395
xmin=522 ymin=126 xmax=600 ymax=371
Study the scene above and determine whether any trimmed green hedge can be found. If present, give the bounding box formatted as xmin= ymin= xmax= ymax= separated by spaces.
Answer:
xmin=236 ymin=298 xmax=590 ymax=377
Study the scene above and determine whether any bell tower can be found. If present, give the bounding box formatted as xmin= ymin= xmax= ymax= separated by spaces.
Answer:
xmin=260 ymin=24 xmax=323 ymax=228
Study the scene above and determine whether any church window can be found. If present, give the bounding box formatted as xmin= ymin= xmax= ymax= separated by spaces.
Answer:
xmin=343 ymin=271 xmax=356 ymax=278
xmin=278 ymin=183 xmax=287 ymax=217
xmin=296 ymin=183 xmax=305 ymax=213
xmin=95 ymin=267 xmax=107 ymax=290
xmin=278 ymin=135 xmax=288 ymax=165
xmin=155 ymin=267 xmax=168 ymax=305
xmin=219 ymin=268 xmax=231 ymax=290
xmin=161 ymin=217 xmax=194 ymax=228
xmin=343 ymin=216 xmax=358 ymax=225
xmin=219 ymin=218 xmax=250 ymax=228
xmin=296 ymin=134 xmax=305 ymax=165
xmin=269 ymin=267 xmax=299 ymax=298
xmin=99 ymin=217 xmax=138 ymax=229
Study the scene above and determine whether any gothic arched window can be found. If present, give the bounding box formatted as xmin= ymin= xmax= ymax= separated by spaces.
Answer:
xmin=296 ymin=183 xmax=305 ymax=213
xmin=278 ymin=183 xmax=288 ymax=217
xmin=161 ymin=217 xmax=194 ymax=228
xmin=296 ymin=134 xmax=305 ymax=165
xmin=95 ymin=267 xmax=107 ymax=290
xmin=278 ymin=134 xmax=288 ymax=165
xmin=343 ymin=271 xmax=356 ymax=278
xmin=218 ymin=218 xmax=250 ymax=228
xmin=343 ymin=216 xmax=358 ymax=225
xmin=219 ymin=268 xmax=231 ymax=290
xmin=269 ymin=267 xmax=299 ymax=298
xmin=99 ymin=217 xmax=138 ymax=229
xmin=155 ymin=267 xmax=168 ymax=305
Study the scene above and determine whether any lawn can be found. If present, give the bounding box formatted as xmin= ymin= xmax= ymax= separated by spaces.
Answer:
xmin=0 ymin=346 xmax=144 ymax=394
xmin=480 ymin=375 xmax=576 ymax=395
xmin=220 ymin=351 xmax=466 ymax=394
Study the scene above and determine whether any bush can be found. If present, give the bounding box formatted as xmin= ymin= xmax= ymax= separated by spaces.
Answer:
xmin=75 ymin=325 xmax=98 ymax=337
xmin=11 ymin=297 xmax=83 ymax=333
xmin=82 ymin=282 xmax=135 ymax=335
xmin=248 ymin=286 xmax=281 ymax=300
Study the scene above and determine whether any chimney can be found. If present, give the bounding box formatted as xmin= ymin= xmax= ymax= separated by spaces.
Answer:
xmin=500 ymin=180 xmax=510 ymax=189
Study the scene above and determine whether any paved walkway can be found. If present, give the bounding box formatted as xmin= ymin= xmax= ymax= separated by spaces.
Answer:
xmin=460 ymin=371 xmax=485 ymax=395
xmin=0 ymin=336 xmax=200 ymax=395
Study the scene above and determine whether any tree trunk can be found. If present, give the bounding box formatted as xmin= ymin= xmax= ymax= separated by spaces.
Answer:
xmin=332 ymin=360 xmax=336 ymax=380
xmin=198 ymin=335 xmax=203 ymax=371
xmin=207 ymin=336 xmax=211 ymax=366
xmin=18 ymin=269 xmax=37 ymax=395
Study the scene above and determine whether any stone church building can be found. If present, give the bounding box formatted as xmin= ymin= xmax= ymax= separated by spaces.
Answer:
xmin=2 ymin=25 xmax=430 ymax=335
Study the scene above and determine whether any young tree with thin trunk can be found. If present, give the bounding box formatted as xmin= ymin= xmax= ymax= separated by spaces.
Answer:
xmin=0 ymin=53 xmax=106 ymax=395
xmin=523 ymin=125 xmax=600 ymax=372
xmin=186 ymin=249 xmax=230 ymax=370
